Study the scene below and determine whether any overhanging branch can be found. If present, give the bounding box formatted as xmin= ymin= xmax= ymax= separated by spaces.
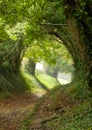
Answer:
xmin=48 ymin=31 xmax=67 ymax=44
xmin=47 ymin=31 xmax=76 ymax=61
xmin=39 ymin=22 xmax=67 ymax=26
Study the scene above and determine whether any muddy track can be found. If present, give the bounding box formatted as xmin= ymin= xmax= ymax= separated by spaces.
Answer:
xmin=0 ymin=93 xmax=38 ymax=130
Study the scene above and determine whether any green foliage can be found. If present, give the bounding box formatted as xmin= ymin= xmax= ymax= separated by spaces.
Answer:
xmin=25 ymin=37 xmax=74 ymax=73
xmin=1 ymin=60 xmax=10 ymax=69
xmin=44 ymin=100 xmax=92 ymax=130
xmin=0 ymin=40 xmax=14 ymax=72
xmin=36 ymin=73 xmax=60 ymax=89
xmin=0 ymin=0 xmax=30 ymax=25
xmin=20 ymin=79 xmax=92 ymax=130
xmin=0 ymin=0 xmax=90 ymax=129
xmin=0 ymin=73 xmax=30 ymax=95
xmin=0 ymin=0 xmax=91 ymax=92
xmin=42 ymin=0 xmax=66 ymax=24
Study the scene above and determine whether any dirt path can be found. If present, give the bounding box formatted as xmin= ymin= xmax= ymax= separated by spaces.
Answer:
xmin=0 ymin=93 xmax=38 ymax=130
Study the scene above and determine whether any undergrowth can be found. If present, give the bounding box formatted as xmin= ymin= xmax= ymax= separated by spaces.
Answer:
xmin=20 ymin=80 xmax=92 ymax=130
xmin=0 ymin=73 xmax=30 ymax=97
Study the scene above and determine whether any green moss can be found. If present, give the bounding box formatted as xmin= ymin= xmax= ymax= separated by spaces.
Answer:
xmin=20 ymin=79 xmax=92 ymax=130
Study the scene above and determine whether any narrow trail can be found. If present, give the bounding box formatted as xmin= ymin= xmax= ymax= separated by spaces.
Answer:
xmin=0 ymin=73 xmax=52 ymax=130
xmin=0 ymin=93 xmax=39 ymax=130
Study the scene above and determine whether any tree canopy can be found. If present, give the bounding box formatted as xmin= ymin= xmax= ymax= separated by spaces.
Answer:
xmin=0 ymin=0 xmax=92 ymax=90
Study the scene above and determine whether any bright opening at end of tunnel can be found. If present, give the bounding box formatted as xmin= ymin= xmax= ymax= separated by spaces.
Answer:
xmin=36 ymin=63 xmax=43 ymax=70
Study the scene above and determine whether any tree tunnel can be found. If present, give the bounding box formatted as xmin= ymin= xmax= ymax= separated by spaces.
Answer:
xmin=0 ymin=0 xmax=91 ymax=95
xmin=21 ymin=37 xmax=75 ymax=89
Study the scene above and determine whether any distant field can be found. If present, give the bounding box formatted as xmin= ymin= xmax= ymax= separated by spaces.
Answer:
xmin=21 ymin=72 xmax=46 ymax=97
xmin=36 ymin=73 xmax=60 ymax=89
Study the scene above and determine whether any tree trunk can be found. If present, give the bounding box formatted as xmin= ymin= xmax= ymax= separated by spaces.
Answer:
xmin=28 ymin=58 xmax=36 ymax=76
xmin=65 ymin=0 xmax=91 ymax=87
xmin=13 ymin=39 xmax=23 ymax=73
xmin=1 ymin=38 xmax=23 ymax=75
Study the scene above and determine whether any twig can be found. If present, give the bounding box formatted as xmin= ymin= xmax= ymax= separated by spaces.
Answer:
xmin=39 ymin=22 xmax=67 ymax=26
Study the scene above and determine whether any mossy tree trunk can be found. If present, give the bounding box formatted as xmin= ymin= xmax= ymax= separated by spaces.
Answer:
xmin=0 ymin=38 xmax=29 ymax=93
xmin=27 ymin=58 xmax=36 ymax=76
xmin=64 ymin=0 xmax=92 ymax=87
xmin=1 ymin=38 xmax=23 ymax=75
